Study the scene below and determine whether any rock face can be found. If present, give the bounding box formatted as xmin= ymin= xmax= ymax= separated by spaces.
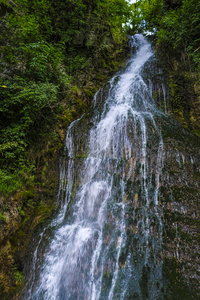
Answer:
xmin=159 ymin=116 xmax=200 ymax=299
xmin=0 ymin=43 xmax=131 ymax=300
xmin=0 ymin=161 xmax=58 ymax=299
xmin=23 ymin=35 xmax=200 ymax=299
xmin=141 ymin=53 xmax=200 ymax=298
xmin=140 ymin=53 xmax=200 ymax=298
xmin=141 ymin=52 xmax=200 ymax=138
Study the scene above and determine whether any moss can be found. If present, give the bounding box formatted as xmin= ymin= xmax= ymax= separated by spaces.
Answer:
xmin=163 ymin=257 xmax=199 ymax=300
xmin=15 ymin=190 xmax=34 ymax=202
xmin=0 ymin=150 xmax=59 ymax=298
xmin=35 ymin=200 xmax=56 ymax=224
xmin=170 ymin=185 xmax=199 ymax=203
xmin=191 ymin=129 xmax=200 ymax=137
xmin=0 ymin=212 xmax=7 ymax=222
xmin=139 ymin=265 xmax=150 ymax=299
xmin=74 ymin=154 xmax=88 ymax=159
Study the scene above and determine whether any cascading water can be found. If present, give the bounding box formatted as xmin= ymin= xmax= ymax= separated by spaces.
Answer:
xmin=25 ymin=34 xmax=166 ymax=300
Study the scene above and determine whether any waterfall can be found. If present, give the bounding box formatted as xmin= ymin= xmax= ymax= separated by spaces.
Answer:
xmin=25 ymin=34 xmax=166 ymax=300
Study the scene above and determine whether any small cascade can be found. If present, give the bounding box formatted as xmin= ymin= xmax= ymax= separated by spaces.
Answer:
xmin=161 ymin=83 xmax=167 ymax=113
xmin=127 ymin=35 xmax=136 ymax=48
xmin=25 ymin=34 xmax=167 ymax=300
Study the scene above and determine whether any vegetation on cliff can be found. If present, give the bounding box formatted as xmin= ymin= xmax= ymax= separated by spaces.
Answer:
xmin=139 ymin=0 xmax=200 ymax=133
xmin=0 ymin=0 xmax=136 ymax=297
xmin=0 ymin=0 xmax=134 ymax=171
xmin=0 ymin=0 xmax=200 ymax=298
xmin=141 ymin=0 xmax=200 ymax=68
xmin=138 ymin=1 xmax=200 ymax=297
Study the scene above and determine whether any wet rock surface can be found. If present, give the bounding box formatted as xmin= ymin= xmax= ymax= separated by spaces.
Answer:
xmin=22 ymin=35 xmax=200 ymax=300
xmin=159 ymin=118 xmax=200 ymax=299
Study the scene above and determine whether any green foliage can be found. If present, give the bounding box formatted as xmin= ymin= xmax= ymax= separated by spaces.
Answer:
xmin=138 ymin=0 xmax=200 ymax=132
xmin=0 ymin=80 xmax=59 ymax=166
xmin=22 ymin=42 xmax=51 ymax=81
xmin=139 ymin=0 xmax=164 ymax=31
xmin=0 ymin=1 xmax=136 ymax=298
xmin=0 ymin=0 xmax=134 ymax=170
xmin=0 ymin=212 xmax=7 ymax=222
xmin=36 ymin=200 xmax=55 ymax=223
xmin=0 ymin=167 xmax=34 ymax=196
xmin=12 ymin=265 xmax=24 ymax=286
xmin=140 ymin=0 xmax=200 ymax=70
xmin=0 ymin=170 xmax=23 ymax=196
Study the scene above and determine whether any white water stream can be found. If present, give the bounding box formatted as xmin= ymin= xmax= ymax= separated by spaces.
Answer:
xmin=26 ymin=34 xmax=165 ymax=300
